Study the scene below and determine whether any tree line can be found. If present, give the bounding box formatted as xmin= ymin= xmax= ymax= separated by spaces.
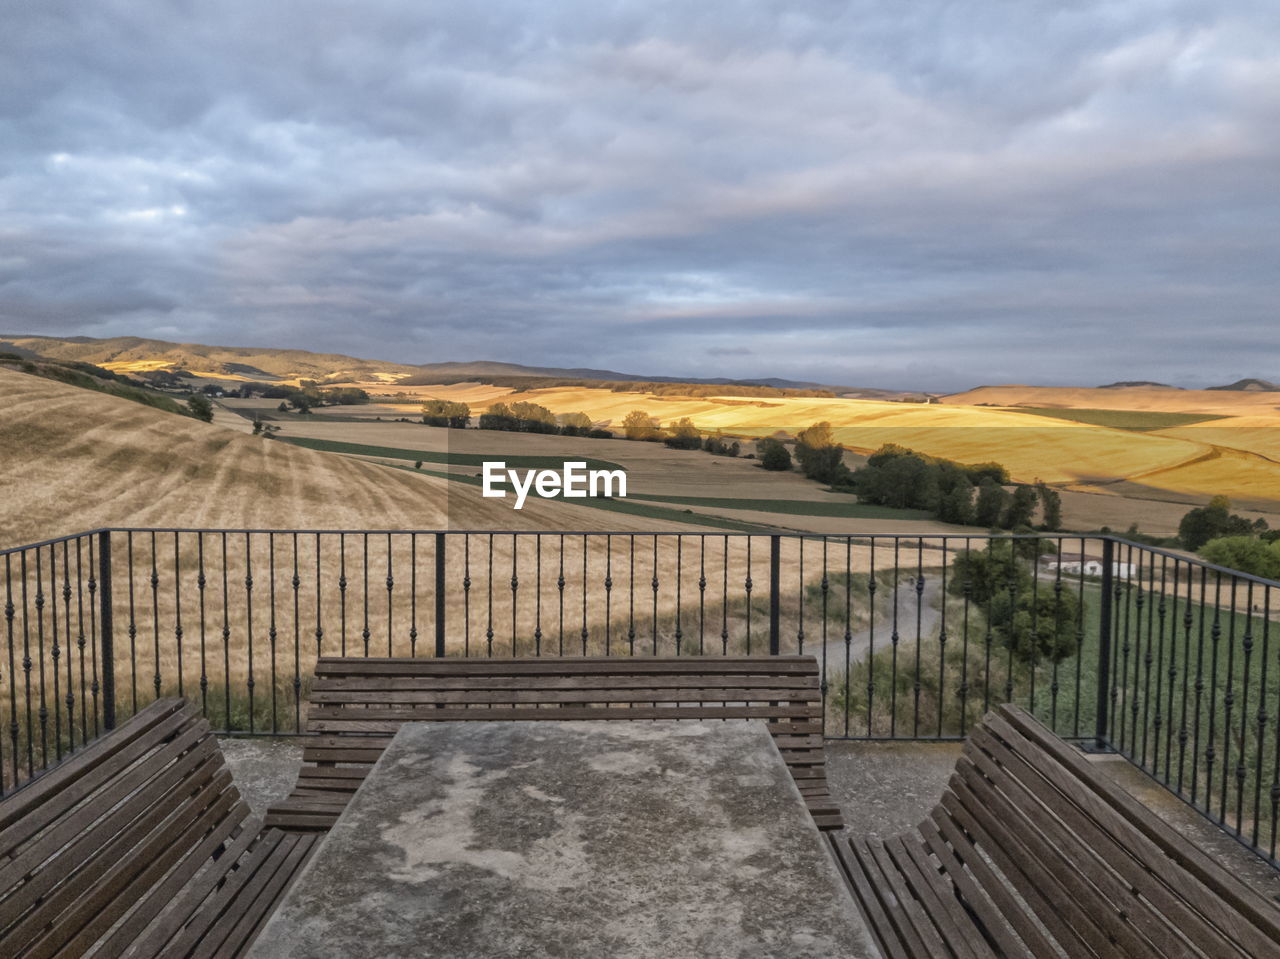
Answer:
xmin=757 ymin=425 xmax=1058 ymax=531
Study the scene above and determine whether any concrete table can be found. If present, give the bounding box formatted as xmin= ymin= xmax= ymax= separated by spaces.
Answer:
xmin=249 ymin=721 xmax=879 ymax=958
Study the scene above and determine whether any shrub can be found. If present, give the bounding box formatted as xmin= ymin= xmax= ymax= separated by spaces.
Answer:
xmin=757 ymin=438 xmax=792 ymax=471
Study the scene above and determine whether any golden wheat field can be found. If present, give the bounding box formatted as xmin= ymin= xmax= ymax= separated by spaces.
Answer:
xmin=373 ymin=381 xmax=1280 ymax=510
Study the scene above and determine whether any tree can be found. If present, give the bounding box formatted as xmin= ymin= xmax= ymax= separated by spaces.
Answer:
xmin=186 ymin=393 xmax=213 ymax=422
xmin=621 ymin=410 xmax=660 ymax=441
xmin=664 ymin=417 xmax=701 ymax=450
xmin=509 ymin=401 xmax=557 ymax=433
xmin=1002 ymin=486 xmax=1038 ymax=530
xmin=852 ymin=448 xmax=931 ymax=509
xmin=965 ymin=462 xmax=1011 ymax=485
xmin=1179 ymin=496 xmax=1256 ymax=550
xmin=937 ymin=476 xmax=975 ymax=525
xmin=757 ymin=437 xmax=792 ymax=471
xmin=974 ymin=478 xmax=1009 ymax=528
xmin=558 ymin=411 xmax=593 ymax=436
xmin=1199 ymin=536 xmax=1280 ymax=580
xmin=794 ymin=422 xmax=850 ymax=485
xmin=949 ymin=540 xmax=1031 ymax=605
xmin=1037 ymin=484 xmax=1063 ymax=531
xmin=479 ymin=402 xmax=516 ymax=431
xmin=421 ymin=399 xmax=470 ymax=428
xmin=989 ymin=586 xmax=1083 ymax=664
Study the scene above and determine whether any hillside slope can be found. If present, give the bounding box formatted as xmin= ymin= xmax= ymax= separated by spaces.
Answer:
xmin=0 ymin=368 xmax=663 ymax=549
xmin=941 ymin=384 xmax=1280 ymax=416
xmin=0 ymin=335 xmax=419 ymax=385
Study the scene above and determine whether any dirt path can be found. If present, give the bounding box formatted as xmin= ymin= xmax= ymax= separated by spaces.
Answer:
xmin=813 ymin=577 xmax=944 ymax=677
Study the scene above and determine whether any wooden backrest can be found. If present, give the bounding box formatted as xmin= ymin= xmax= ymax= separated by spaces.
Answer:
xmin=0 ymin=698 xmax=249 ymax=958
xmin=306 ymin=656 xmax=822 ymax=737
xmin=938 ymin=705 xmax=1280 ymax=958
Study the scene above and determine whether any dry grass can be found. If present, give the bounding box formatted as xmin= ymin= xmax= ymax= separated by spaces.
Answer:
xmin=0 ymin=368 xmax=692 ymax=552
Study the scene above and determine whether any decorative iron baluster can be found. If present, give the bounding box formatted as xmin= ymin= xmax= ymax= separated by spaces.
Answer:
xmin=674 ymin=536 xmax=683 ymax=657
xmin=5 ymin=555 xmax=18 ymax=785
xmin=533 ymin=534 xmax=542 ymax=656
xmin=244 ymin=533 xmax=255 ymax=734
xmin=958 ymin=539 xmax=971 ymax=738
xmin=60 ymin=541 xmax=74 ymax=753
xmin=268 ymin=534 xmax=278 ymax=734
xmin=581 ymin=534 xmax=589 ymax=655
xmin=361 ymin=534 xmax=370 ymax=657
xmin=386 ymin=533 xmax=394 ymax=657
xmin=197 ymin=533 xmax=208 ymax=718
xmin=172 ymin=533 xmax=184 ymax=700
xmin=651 ymin=535 xmax=659 ymax=656
xmin=486 ymin=534 xmax=495 ymax=657
xmin=47 ymin=545 xmax=61 ymax=760
xmin=937 ymin=539 xmax=948 ymax=738
xmin=150 ymin=531 xmax=161 ymax=702
xmin=697 ymin=536 xmax=706 ymax=655
xmin=408 ymin=533 xmax=417 ymax=657
xmin=510 ymin=533 xmax=519 ymax=657
xmin=127 ymin=532 xmax=137 ymax=713
xmin=292 ymin=533 xmax=301 ymax=730
xmin=339 ymin=533 xmax=348 ymax=657
xmin=604 ymin=535 xmax=612 ymax=656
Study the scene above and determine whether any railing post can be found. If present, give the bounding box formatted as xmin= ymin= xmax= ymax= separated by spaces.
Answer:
xmin=434 ymin=532 xmax=446 ymax=658
xmin=769 ymin=535 xmax=781 ymax=655
xmin=97 ymin=531 xmax=116 ymax=730
xmin=1094 ymin=537 xmax=1115 ymax=749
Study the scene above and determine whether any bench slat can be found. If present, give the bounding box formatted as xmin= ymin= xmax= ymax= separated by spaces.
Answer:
xmin=887 ymin=834 xmax=996 ymax=959
xmin=918 ymin=815 xmax=1047 ymax=959
xmin=309 ymin=686 xmax=821 ymax=705
xmin=995 ymin=705 xmax=1280 ymax=948
xmin=316 ymin=655 xmax=818 ymax=675
xmin=311 ymin=670 xmax=814 ymax=686
xmin=971 ymin=720 xmax=1254 ymax=958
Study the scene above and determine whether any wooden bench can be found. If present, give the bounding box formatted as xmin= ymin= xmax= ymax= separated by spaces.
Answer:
xmin=265 ymin=655 xmax=843 ymax=833
xmin=829 ymin=704 xmax=1280 ymax=958
xmin=0 ymin=698 xmax=317 ymax=958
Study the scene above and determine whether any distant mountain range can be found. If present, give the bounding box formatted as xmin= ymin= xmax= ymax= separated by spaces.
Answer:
xmin=401 ymin=360 xmax=895 ymax=396
xmin=1096 ymin=380 xmax=1180 ymax=390
xmin=0 ymin=334 xmax=904 ymax=397
xmin=1207 ymin=378 xmax=1280 ymax=392
xmin=2 ymin=333 xmax=1273 ymax=397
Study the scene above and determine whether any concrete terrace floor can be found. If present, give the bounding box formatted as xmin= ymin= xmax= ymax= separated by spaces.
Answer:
xmin=221 ymin=736 xmax=1280 ymax=903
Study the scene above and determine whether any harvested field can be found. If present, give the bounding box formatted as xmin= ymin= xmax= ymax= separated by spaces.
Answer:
xmin=0 ymin=368 xmax=688 ymax=551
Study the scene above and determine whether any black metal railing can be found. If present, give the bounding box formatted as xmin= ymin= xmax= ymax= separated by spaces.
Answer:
xmin=2 ymin=527 xmax=1278 ymax=868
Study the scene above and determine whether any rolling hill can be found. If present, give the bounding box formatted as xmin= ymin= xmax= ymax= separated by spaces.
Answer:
xmin=1 ymin=334 xmax=898 ymax=397
xmin=0 ymin=367 xmax=672 ymax=550
xmin=0 ymin=334 xmax=421 ymax=386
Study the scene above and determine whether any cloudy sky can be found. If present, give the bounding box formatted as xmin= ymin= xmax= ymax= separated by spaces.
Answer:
xmin=2 ymin=1 xmax=1277 ymax=390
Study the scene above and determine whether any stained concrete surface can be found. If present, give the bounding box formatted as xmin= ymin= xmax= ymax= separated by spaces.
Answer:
xmin=221 ymin=730 xmax=1280 ymax=944
xmin=249 ymin=721 xmax=879 ymax=959
xmin=219 ymin=738 xmax=304 ymax=833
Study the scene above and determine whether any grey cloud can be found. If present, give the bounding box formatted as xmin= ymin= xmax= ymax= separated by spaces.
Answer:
xmin=1 ymin=1 xmax=1278 ymax=391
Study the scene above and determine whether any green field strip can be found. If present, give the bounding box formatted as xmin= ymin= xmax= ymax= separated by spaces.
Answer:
xmin=280 ymin=435 xmax=625 ymax=473
xmin=626 ymin=493 xmax=934 ymax=519
xmin=1001 ymin=407 xmax=1229 ymax=431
